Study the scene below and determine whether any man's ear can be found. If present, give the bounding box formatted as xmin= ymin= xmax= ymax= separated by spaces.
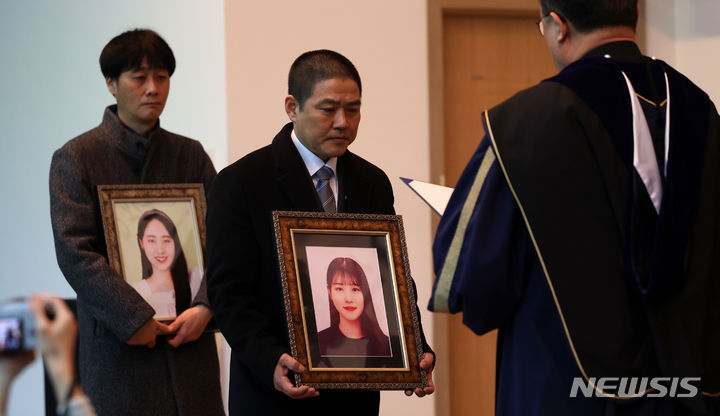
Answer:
xmin=106 ymin=77 xmax=117 ymax=98
xmin=550 ymin=11 xmax=569 ymax=42
xmin=285 ymin=95 xmax=299 ymax=122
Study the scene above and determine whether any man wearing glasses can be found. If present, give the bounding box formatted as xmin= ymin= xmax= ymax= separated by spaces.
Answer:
xmin=430 ymin=0 xmax=719 ymax=414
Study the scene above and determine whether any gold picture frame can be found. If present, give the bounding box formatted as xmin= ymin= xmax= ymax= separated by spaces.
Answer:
xmin=273 ymin=210 xmax=426 ymax=390
xmin=98 ymin=184 xmax=207 ymax=322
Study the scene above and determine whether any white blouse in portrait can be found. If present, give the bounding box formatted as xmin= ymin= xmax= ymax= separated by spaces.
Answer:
xmin=131 ymin=266 xmax=203 ymax=320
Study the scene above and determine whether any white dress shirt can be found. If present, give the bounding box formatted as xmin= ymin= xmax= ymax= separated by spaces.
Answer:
xmin=291 ymin=129 xmax=338 ymax=211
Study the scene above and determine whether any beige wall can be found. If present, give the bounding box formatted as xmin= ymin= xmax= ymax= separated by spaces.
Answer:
xmin=225 ymin=1 xmax=435 ymax=415
xmin=671 ymin=0 xmax=720 ymax=106
xmin=644 ymin=0 xmax=677 ymax=64
xmin=644 ymin=0 xmax=720 ymax=106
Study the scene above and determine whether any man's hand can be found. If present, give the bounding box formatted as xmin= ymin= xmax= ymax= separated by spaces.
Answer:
xmin=273 ymin=353 xmax=319 ymax=399
xmin=167 ymin=305 xmax=213 ymax=347
xmin=126 ymin=318 xmax=171 ymax=348
xmin=405 ymin=353 xmax=435 ymax=398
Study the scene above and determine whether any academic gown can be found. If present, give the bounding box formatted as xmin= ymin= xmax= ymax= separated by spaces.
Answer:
xmin=430 ymin=42 xmax=720 ymax=415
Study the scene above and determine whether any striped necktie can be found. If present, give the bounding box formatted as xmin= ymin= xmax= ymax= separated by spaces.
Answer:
xmin=314 ymin=166 xmax=336 ymax=213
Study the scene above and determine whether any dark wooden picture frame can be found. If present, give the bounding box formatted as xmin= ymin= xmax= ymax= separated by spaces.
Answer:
xmin=273 ymin=211 xmax=427 ymax=390
xmin=98 ymin=184 xmax=207 ymax=322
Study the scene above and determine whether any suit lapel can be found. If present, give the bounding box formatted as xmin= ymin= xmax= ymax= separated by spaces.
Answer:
xmin=336 ymin=152 xmax=372 ymax=213
xmin=270 ymin=123 xmax=376 ymax=214
xmin=337 ymin=155 xmax=348 ymax=212
xmin=272 ymin=123 xmax=323 ymax=211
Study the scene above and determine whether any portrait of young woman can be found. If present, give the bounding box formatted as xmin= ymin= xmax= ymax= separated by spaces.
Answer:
xmin=131 ymin=209 xmax=202 ymax=320
xmin=318 ymin=257 xmax=391 ymax=358
xmin=298 ymin=242 xmax=409 ymax=370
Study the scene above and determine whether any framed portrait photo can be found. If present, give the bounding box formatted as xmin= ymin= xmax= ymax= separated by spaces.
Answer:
xmin=273 ymin=211 xmax=427 ymax=390
xmin=98 ymin=184 xmax=206 ymax=322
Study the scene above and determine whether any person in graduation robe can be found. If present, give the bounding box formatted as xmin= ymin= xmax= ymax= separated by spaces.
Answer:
xmin=429 ymin=1 xmax=720 ymax=415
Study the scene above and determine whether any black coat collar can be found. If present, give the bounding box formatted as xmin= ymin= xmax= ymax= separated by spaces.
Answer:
xmin=582 ymin=40 xmax=642 ymax=61
xmin=270 ymin=122 xmax=322 ymax=212
xmin=268 ymin=122 xmax=376 ymax=214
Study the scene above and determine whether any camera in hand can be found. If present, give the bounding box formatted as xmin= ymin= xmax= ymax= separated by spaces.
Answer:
xmin=0 ymin=298 xmax=54 ymax=354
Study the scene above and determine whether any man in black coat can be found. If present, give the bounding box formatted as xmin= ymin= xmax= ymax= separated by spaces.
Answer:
xmin=206 ymin=50 xmax=434 ymax=415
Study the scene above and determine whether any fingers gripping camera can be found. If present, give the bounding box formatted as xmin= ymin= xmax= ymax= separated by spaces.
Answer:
xmin=0 ymin=298 xmax=55 ymax=353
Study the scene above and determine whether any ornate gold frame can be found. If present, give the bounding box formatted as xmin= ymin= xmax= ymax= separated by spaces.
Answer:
xmin=273 ymin=211 xmax=426 ymax=390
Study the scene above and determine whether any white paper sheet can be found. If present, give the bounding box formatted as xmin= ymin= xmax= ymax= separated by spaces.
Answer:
xmin=400 ymin=177 xmax=454 ymax=216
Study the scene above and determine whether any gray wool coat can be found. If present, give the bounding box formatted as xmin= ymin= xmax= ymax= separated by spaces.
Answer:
xmin=49 ymin=106 xmax=224 ymax=416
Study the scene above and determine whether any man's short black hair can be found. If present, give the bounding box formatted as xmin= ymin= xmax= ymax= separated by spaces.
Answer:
xmin=288 ymin=50 xmax=362 ymax=109
xmin=99 ymin=29 xmax=176 ymax=80
xmin=539 ymin=0 xmax=638 ymax=33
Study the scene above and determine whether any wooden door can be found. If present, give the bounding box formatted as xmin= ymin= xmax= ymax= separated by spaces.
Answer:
xmin=442 ymin=12 xmax=556 ymax=416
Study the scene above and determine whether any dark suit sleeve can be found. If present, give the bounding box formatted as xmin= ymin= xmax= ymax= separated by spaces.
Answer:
xmin=205 ymin=167 xmax=287 ymax=389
